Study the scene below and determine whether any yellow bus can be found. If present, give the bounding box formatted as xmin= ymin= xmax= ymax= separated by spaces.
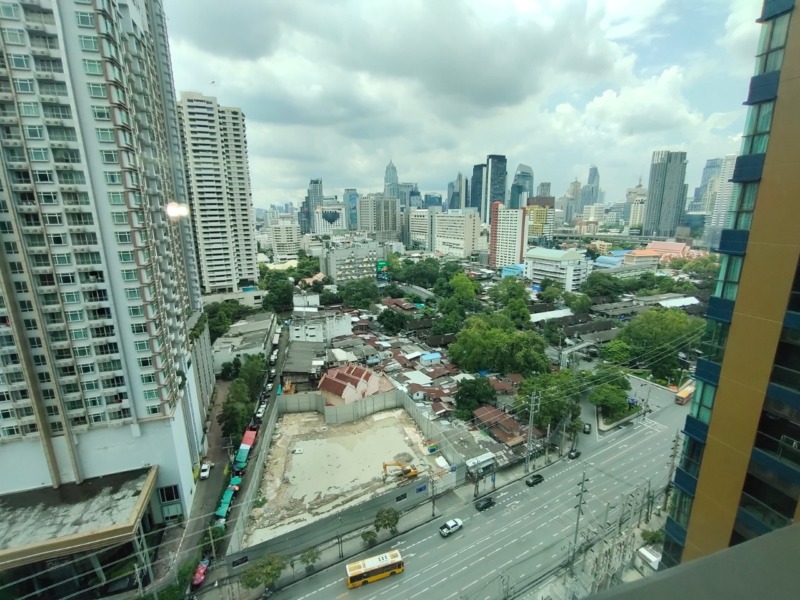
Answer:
xmin=345 ymin=549 xmax=404 ymax=588
xmin=675 ymin=385 xmax=695 ymax=405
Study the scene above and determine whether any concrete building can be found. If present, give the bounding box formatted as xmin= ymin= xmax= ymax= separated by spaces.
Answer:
xmin=663 ymin=0 xmax=800 ymax=569
xmin=629 ymin=197 xmax=647 ymax=228
xmin=583 ymin=203 xmax=606 ymax=222
xmin=526 ymin=204 xmax=555 ymax=241
xmin=320 ymin=241 xmax=386 ymax=283
xmin=489 ymin=202 xmax=528 ymax=269
xmin=177 ymin=92 xmax=257 ymax=294
xmin=357 ymin=194 xmax=400 ymax=242
xmin=524 ymin=248 xmax=592 ymax=292
xmin=704 ymin=154 xmax=737 ymax=248
xmin=211 ymin=313 xmax=276 ymax=374
xmin=642 ymin=150 xmax=689 ymax=237
xmin=300 ymin=178 xmax=336 ymax=234
xmin=343 ymin=188 xmax=359 ymax=230
xmin=270 ymin=215 xmax=301 ymax=261
xmin=404 ymin=207 xmax=438 ymax=251
xmin=313 ymin=204 xmax=347 ymax=236
xmin=384 ymin=160 xmax=399 ymax=198
xmin=622 ymin=249 xmax=662 ymax=268
xmin=0 ymin=0 xmax=213 ymax=589
xmin=483 ymin=154 xmax=508 ymax=224
xmin=289 ymin=310 xmax=353 ymax=343
xmin=435 ymin=210 xmax=481 ymax=258
xmin=318 ymin=364 xmax=395 ymax=405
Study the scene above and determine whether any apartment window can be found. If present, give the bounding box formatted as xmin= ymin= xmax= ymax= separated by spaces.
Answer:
xmin=9 ymin=262 xmax=24 ymax=275
xmin=691 ymin=380 xmax=716 ymax=424
xmin=125 ymin=288 xmax=141 ymax=300
xmin=28 ymin=148 xmax=49 ymax=162
xmin=741 ymin=101 xmax=774 ymax=156
xmin=131 ymin=323 xmax=147 ymax=334
xmin=135 ymin=340 xmax=149 ymax=352
xmin=75 ymin=12 xmax=95 ymax=27
xmin=731 ymin=182 xmax=759 ymax=231
xmin=118 ymin=251 xmax=134 ymax=263
xmin=121 ymin=269 xmax=137 ymax=281
xmin=87 ymin=83 xmax=106 ymax=98
xmin=79 ymin=364 xmax=95 ymax=375
xmin=18 ymin=102 xmax=38 ymax=117
xmin=8 ymin=55 xmax=30 ymax=71
xmin=43 ymin=213 xmax=62 ymax=226
xmin=1 ymin=28 xmax=25 ymax=44
xmin=141 ymin=374 xmax=156 ymax=385
xmin=65 ymin=310 xmax=84 ymax=322
xmin=138 ymin=357 xmax=152 ymax=368
xmin=33 ymin=171 xmax=54 ymax=183
xmin=47 ymin=233 xmax=67 ymax=246
xmin=24 ymin=125 xmax=44 ymax=139
xmin=115 ymin=231 xmax=131 ymax=244
xmin=74 ymin=346 xmax=92 ymax=357
xmin=70 ymin=328 xmax=88 ymax=340
xmin=53 ymin=253 xmax=71 ymax=265
xmin=108 ymin=191 xmax=124 ymax=205
xmin=81 ymin=380 xmax=99 ymax=392
xmin=19 ymin=300 xmax=33 ymax=312
xmin=96 ymin=128 xmax=114 ymax=142
xmin=158 ymin=486 xmax=180 ymax=504
xmin=112 ymin=213 xmax=128 ymax=225
xmin=143 ymin=389 xmax=158 ymax=400
xmin=101 ymin=150 xmax=118 ymax=163
xmin=13 ymin=80 xmax=34 ymax=95
xmin=61 ymin=292 xmax=81 ymax=304
xmin=714 ymin=255 xmax=744 ymax=301
xmin=13 ymin=281 xmax=27 ymax=293
xmin=92 ymin=106 xmax=111 ymax=120
xmin=78 ymin=36 xmax=99 ymax=51
xmin=756 ymin=12 xmax=791 ymax=75
xmin=104 ymin=171 xmax=121 ymax=184
xmin=57 ymin=273 xmax=75 ymax=284
xmin=83 ymin=59 xmax=103 ymax=75
xmin=38 ymin=192 xmax=59 ymax=205
xmin=129 ymin=306 xmax=144 ymax=317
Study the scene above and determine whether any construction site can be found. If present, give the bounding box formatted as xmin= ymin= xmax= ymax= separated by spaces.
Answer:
xmin=243 ymin=408 xmax=436 ymax=547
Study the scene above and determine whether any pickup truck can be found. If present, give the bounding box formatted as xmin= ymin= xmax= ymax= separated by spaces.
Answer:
xmin=439 ymin=518 xmax=463 ymax=537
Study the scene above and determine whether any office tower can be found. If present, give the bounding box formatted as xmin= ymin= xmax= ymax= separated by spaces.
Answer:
xmin=409 ymin=189 xmax=422 ymax=208
xmin=344 ymin=188 xmax=359 ymax=230
xmin=423 ymin=193 xmax=443 ymax=209
xmin=662 ymin=0 xmax=799 ymax=568
xmin=567 ymin=178 xmax=582 ymax=202
xmin=446 ymin=180 xmax=456 ymax=208
xmin=434 ymin=210 xmax=481 ymax=257
xmin=509 ymin=183 xmax=527 ymax=209
xmin=177 ymin=92 xmax=257 ymax=294
xmin=0 ymin=0 xmax=213 ymax=587
xmin=488 ymin=202 xmax=528 ymax=269
xmin=482 ymin=154 xmax=508 ymax=224
xmin=300 ymin=178 xmax=336 ymax=234
xmin=513 ymin=163 xmax=534 ymax=197
xmin=357 ymin=194 xmax=400 ymax=242
xmin=577 ymin=165 xmax=600 ymax=213
xmin=695 ymin=158 xmax=724 ymax=212
xmin=470 ymin=163 xmax=486 ymax=215
xmin=384 ymin=159 xmax=399 ymax=198
xmin=641 ymin=151 xmax=688 ymax=237
xmin=537 ymin=182 xmax=551 ymax=197
xmin=448 ymin=172 xmax=468 ymax=210
xmin=313 ymin=204 xmax=346 ymax=236
xmin=703 ymin=154 xmax=737 ymax=248
xmin=271 ymin=215 xmax=301 ymax=261
xmin=396 ymin=182 xmax=417 ymax=208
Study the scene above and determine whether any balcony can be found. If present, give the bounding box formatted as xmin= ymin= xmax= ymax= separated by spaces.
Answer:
xmin=736 ymin=492 xmax=790 ymax=538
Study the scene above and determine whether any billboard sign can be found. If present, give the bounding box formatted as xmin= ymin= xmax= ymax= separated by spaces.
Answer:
xmin=376 ymin=260 xmax=389 ymax=281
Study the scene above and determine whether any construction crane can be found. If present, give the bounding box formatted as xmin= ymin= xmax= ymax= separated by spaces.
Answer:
xmin=382 ymin=461 xmax=419 ymax=480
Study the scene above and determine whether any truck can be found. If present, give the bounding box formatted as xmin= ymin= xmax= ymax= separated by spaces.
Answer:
xmin=439 ymin=518 xmax=463 ymax=537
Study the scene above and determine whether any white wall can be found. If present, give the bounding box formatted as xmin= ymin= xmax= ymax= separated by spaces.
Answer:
xmin=0 ymin=437 xmax=53 ymax=494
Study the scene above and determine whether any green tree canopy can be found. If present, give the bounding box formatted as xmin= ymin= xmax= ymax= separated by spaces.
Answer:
xmin=503 ymin=297 xmax=532 ymax=329
xmin=241 ymin=554 xmax=288 ymax=590
xmin=588 ymin=383 xmax=629 ymax=420
xmin=262 ymin=278 xmax=294 ymax=313
xmin=539 ymin=286 xmax=562 ymax=305
xmin=489 ymin=278 xmax=529 ymax=307
xmin=377 ymin=309 xmax=409 ymax=335
xmin=238 ymin=354 xmax=267 ymax=402
xmin=515 ymin=370 xmax=582 ymax=429
xmin=374 ymin=508 xmax=401 ymax=534
xmin=563 ymin=292 xmax=592 ymax=314
xmin=581 ymin=272 xmax=624 ymax=300
xmin=453 ymin=377 xmax=497 ymax=420
xmin=600 ymin=339 xmax=633 ymax=365
xmin=340 ymin=278 xmax=381 ymax=309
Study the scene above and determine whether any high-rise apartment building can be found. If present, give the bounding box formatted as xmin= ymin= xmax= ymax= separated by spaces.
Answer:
xmin=578 ymin=165 xmax=600 ymax=213
xmin=642 ymin=151 xmax=688 ymax=237
xmin=344 ymin=188 xmax=359 ymax=230
xmin=488 ymin=202 xmax=528 ymax=269
xmin=404 ymin=207 xmax=437 ymax=251
xmin=320 ymin=241 xmax=387 ymax=283
xmin=694 ymin=158 xmax=724 ymax=212
xmin=313 ymin=204 xmax=346 ymax=236
xmin=357 ymin=194 xmax=400 ymax=242
xmin=509 ymin=183 xmax=527 ymax=209
xmin=0 ymin=0 xmax=213 ymax=587
xmin=537 ymin=182 xmax=551 ymax=197
xmin=482 ymin=154 xmax=507 ymax=224
xmin=299 ymin=178 xmax=336 ymax=234
xmin=662 ymin=0 xmax=799 ymax=568
xmin=434 ymin=210 xmax=481 ymax=258
xmin=177 ymin=92 xmax=256 ymax=294
xmin=271 ymin=215 xmax=301 ymax=261
xmin=703 ymin=154 xmax=737 ymax=248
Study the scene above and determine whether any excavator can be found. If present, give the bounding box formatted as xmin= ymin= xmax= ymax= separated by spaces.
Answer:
xmin=382 ymin=461 xmax=419 ymax=480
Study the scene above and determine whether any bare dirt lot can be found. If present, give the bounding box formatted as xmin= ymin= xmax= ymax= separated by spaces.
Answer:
xmin=244 ymin=409 xmax=430 ymax=546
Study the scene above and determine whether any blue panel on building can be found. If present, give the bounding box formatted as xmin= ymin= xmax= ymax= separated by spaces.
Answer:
xmin=750 ymin=447 xmax=800 ymax=494
xmin=664 ymin=515 xmax=687 ymax=547
xmin=761 ymin=0 xmax=795 ymax=21
xmin=784 ymin=311 xmax=800 ymax=331
xmin=695 ymin=358 xmax=722 ymax=386
xmin=683 ymin=414 xmax=709 ymax=444
xmin=674 ymin=466 xmax=698 ymax=497
xmin=732 ymin=154 xmax=766 ymax=182
xmin=717 ymin=229 xmax=749 ymax=256
xmin=735 ymin=506 xmax=773 ymax=538
xmin=706 ymin=296 xmax=735 ymax=323
xmin=746 ymin=71 xmax=781 ymax=104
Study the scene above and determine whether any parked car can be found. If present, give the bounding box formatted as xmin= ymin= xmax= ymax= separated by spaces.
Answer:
xmin=568 ymin=449 xmax=582 ymax=460
xmin=266 ymin=383 xmax=274 ymax=392
xmin=475 ymin=497 xmax=496 ymax=511
xmin=199 ymin=462 xmax=212 ymax=480
xmin=583 ymin=422 xmax=592 ymax=434
xmin=525 ymin=474 xmax=544 ymax=486
xmin=255 ymin=404 xmax=266 ymax=420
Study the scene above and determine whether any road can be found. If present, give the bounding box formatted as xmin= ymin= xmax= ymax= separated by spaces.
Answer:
xmin=275 ymin=400 xmax=689 ymax=600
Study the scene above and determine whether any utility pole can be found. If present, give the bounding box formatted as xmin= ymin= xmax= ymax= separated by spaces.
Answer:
xmin=208 ymin=524 xmax=217 ymax=561
xmin=570 ymin=469 xmax=590 ymax=575
xmin=664 ymin=430 xmax=682 ymax=501
xmin=645 ymin=478 xmax=653 ymax=523
xmin=430 ymin=478 xmax=436 ymax=517
xmin=524 ymin=392 xmax=539 ymax=473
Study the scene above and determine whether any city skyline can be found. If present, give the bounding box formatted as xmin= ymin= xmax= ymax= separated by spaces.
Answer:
xmin=165 ymin=0 xmax=762 ymax=208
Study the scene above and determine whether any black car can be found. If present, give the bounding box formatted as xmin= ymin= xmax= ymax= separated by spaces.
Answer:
xmin=525 ymin=474 xmax=544 ymax=486
xmin=568 ymin=449 xmax=582 ymax=459
xmin=474 ymin=497 xmax=496 ymax=511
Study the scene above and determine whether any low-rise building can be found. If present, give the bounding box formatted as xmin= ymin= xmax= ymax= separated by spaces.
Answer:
xmin=623 ymin=249 xmax=662 ymax=268
xmin=211 ymin=313 xmax=276 ymax=374
xmin=320 ymin=241 xmax=387 ymax=283
xmin=289 ymin=310 xmax=353 ymax=342
xmin=435 ymin=210 xmax=481 ymax=257
xmin=524 ymin=247 xmax=592 ymax=292
xmin=318 ymin=364 xmax=395 ymax=405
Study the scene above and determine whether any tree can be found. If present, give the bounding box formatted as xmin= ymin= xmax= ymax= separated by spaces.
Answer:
xmin=450 ymin=272 xmax=477 ymax=303
xmin=319 ymin=290 xmax=342 ymax=305
xmin=377 ymin=309 xmax=409 ymax=335
xmin=262 ymin=280 xmax=294 ymax=313
xmin=641 ymin=528 xmax=665 ymax=545
xmin=581 ymin=272 xmax=623 ymax=300
xmin=299 ymin=547 xmax=321 ymax=572
xmin=489 ymin=277 xmax=528 ymax=307
xmin=600 ymin=339 xmax=632 ymax=365
xmin=340 ymin=278 xmax=380 ymax=309
xmin=454 ymin=378 xmax=497 ymax=420
xmin=201 ymin=525 xmax=225 ymax=558
xmin=539 ymin=278 xmax=559 ymax=292
xmin=217 ymin=397 xmax=250 ymax=440
xmin=219 ymin=361 xmax=237 ymax=381
xmin=238 ymin=354 xmax=267 ymax=402
xmin=503 ymin=298 xmax=531 ymax=329
xmin=587 ymin=365 xmax=631 ymax=393
xmin=241 ymin=554 xmax=288 ymax=590
xmin=563 ymin=292 xmax=592 ymax=314
xmin=382 ymin=283 xmax=404 ymax=299
xmin=539 ymin=286 xmax=562 ymax=305
xmin=374 ymin=508 xmax=401 ymax=534
xmin=361 ymin=530 xmax=378 ymax=547
xmin=589 ymin=383 xmax=629 ymax=421
xmin=618 ymin=308 xmax=704 ymax=379
xmin=515 ymin=370 xmax=582 ymax=429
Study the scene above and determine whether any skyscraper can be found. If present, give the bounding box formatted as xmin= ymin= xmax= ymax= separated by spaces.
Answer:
xmin=384 ymin=159 xmax=399 ymax=198
xmin=488 ymin=202 xmax=528 ymax=269
xmin=299 ymin=178 xmax=336 ymax=234
xmin=177 ymin=92 xmax=257 ymax=294
xmin=703 ymin=154 xmax=737 ymax=248
xmin=537 ymin=182 xmax=552 ymax=197
xmin=509 ymin=183 xmax=527 ymax=209
xmin=578 ymin=165 xmax=600 ymax=213
xmin=0 ymin=0 xmax=212 ymax=584
xmin=344 ymin=188 xmax=360 ymax=230
xmin=483 ymin=154 xmax=508 ymax=224
xmin=357 ymin=194 xmax=400 ymax=242
xmin=470 ymin=163 xmax=486 ymax=215
xmin=448 ymin=172 xmax=468 ymax=210
xmin=694 ymin=158 xmax=724 ymax=212
xmin=513 ymin=163 xmax=534 ymax=198
xmin=642 ymin=151 xmax=688 ymax=237
xmin=662 ymin=0 xmax=799 ymax=568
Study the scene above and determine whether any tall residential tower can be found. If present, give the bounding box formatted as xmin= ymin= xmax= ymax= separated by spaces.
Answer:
xmin=642 ymin=151 xmax=688 ymax=237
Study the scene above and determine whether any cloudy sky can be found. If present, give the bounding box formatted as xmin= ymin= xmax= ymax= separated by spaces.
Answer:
xmin=164 ymin=0 xmax=762 ymax=208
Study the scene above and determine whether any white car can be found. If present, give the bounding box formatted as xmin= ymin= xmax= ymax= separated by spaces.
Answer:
xmin=266 ymin=383 xmax=274 ymax=392
xmin=199 ymin=462 xmax=212 ymax=480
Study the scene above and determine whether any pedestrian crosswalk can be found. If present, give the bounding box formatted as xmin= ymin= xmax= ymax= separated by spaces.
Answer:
xmin=639 ymin=417 xmax=667 ymax=433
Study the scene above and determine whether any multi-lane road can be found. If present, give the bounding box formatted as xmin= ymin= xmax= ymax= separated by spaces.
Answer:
xmin=277 ymin=397 xmax=689 ymax=600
